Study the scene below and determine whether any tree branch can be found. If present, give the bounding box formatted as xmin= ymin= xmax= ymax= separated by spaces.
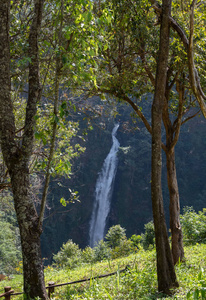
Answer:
xmin=187 ymin=0 xmax=206 ymax=118
xmin=171 ymin=79 xmax=185 ymax=149
xmin=149 ymin=0 xmax=206 ymax=118
xmin=22 ymin=0 xmax=44 ymax=158
xmin=38 ymin=0 xmax=63 ymax=231
xmin=0 ymin=0 xmax=17 ymax=169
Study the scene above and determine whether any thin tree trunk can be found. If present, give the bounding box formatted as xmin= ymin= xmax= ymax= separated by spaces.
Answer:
xmin=166 ymin=148 xmax=184 ymax=264
xmin=162 ymin=78 xmax=185 ymax=265
xmin=38 ymin=0 xmax=64 ymax=230
xmin=152 ymin=108 xmax=178 ymax=293
xmin=151 ymin=0 xmax=178 ymax=293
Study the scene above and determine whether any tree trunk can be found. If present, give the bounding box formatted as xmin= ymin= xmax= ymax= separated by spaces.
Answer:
xmin=10 ymin=164 xmax=48 ymax=299
xmin=0 ymin=1 xmax=48 ymax=299
xmin=166 ymin=148 xmax=184 ymax=264
xmin=152 ymin=107 xmax=178 ymax=293
xmin=151 ymin=0 xmax=178 ymax=293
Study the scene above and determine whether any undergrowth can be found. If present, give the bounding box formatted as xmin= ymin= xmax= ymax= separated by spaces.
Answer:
xmin=0 ymin=244 xmax=205 ymax=299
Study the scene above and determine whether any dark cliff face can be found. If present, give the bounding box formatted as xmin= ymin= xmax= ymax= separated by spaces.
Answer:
xmin=41 ymin=106 xmax=206 ymax=263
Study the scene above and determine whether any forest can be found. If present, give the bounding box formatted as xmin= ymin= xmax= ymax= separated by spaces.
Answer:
xmin=0 ymin=0 xmax=206 ymax=299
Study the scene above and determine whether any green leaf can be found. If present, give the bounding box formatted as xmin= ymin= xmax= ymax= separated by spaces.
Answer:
xmin=60 ymin=197 xmax=66 ymax=207
xmin=54 ymin=115 xmax=60 ymax=124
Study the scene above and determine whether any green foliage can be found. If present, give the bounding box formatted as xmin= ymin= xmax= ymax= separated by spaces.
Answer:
xmin=49 ymin=244 xmax=206 ymax=299
xmin=181 ymin=207 xmax=206 ymax=245
xmin=1 ymin=243 xmax=206 ymax=299
xmin=105 ymin=225 xmax=126 ymax=249
xmin=129 ymin=234 xmax=143 ymax=250
xmin=141 ymin=221 xmax=155 ymax=250
xmin=110 ymin=238 xmax=133 ymax=259
xmin=0 ymin=218 xmax=21 ymax=275
xmin=81 ymin=246 xmax=95 ymax=264
xmin=0 ymin=216 xmax=21 ymax=274
xmin=52 ymin=225 xmax=133 ymax=269
xmin=186 ymin=267 xmax=206 ymax=299
xmin=0 ymin=194 xmax=22 ymax=275
xmin=93 ymin=240 xmax=111 ymax=262
xmin=34 ymin=104 xmax=86 ymax=178
xmin=53 ymin=240 xmax=82 ymax=269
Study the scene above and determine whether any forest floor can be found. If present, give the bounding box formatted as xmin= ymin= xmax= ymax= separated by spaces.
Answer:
xmin=0 ymin=244 xmax=205 ymax=299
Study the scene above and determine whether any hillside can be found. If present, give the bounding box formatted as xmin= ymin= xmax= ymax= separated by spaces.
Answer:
xmin=0 ymin=244 xmax=206 ymax=299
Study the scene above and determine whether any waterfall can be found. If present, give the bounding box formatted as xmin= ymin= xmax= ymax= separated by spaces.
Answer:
xmin=89 ymin=123 xmax=120 ymax=247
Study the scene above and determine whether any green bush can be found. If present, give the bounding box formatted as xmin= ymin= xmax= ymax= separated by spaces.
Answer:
xmin=141 ymin=221 xmax=155 ymax=250
xmin=111 ymin=238 xmax=133 ymax=259
xmin=105 ymin=225 xmax=126 ymax=249
xmin=180 ymin=207 xmax=206 ymax=245
xmin=129 ymin=234 xmax=143 ymax=251
xmin=0 ymin=215 xmax=22 ymax=274
xmin=53 ymin=240 xmax=82 ymax=269
xmin=0 ymin=194 xmax=22 ymax=274
xmin=81 ymin=246 xmax=95 ymax=264
xmin=93 ymin=240 xmax=111 ymax=262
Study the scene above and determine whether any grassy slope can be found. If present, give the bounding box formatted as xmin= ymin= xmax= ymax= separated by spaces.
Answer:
xmin=0 ymin=244 xmax=205 ymax=299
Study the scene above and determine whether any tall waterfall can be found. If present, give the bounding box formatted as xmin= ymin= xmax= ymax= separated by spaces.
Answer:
xmin=89 ymin=123 xmax=120 ymax=247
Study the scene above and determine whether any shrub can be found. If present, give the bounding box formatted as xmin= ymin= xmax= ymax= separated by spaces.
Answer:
xmin=111 ymin=238 xmax=133 ymax=259
xmin=0 ymin=217 xmax=22 ymax=274
xmin=129 ymin=234 xmax=143 ymax=251
xmin=53 ymin=239 xmax=82 ymax=269
xmin=105 ymin=225 xmax=126 ymax=249
xmin=180 ymin=207 xmax=206 ymax=245
xmin=93 ymin=240 xmax=111 ymax=262
xmin=81 ymin=246 xmax=95 ymax=264
xmin=141 ymin=221 xmax=155 ymax=250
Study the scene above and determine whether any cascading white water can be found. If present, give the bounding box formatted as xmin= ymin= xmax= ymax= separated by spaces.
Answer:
xmin=89 ymin=123 xmax=120 ymax=247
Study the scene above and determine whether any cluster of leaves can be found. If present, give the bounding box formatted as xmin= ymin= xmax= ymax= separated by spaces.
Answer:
xmin=34 ymin=102 xmax=86 ymax=178
xmin=52 ymin=240 xmax=82 ymax=269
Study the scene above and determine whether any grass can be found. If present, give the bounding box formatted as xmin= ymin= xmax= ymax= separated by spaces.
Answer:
xmin=0 ymin=244 xmax=205 ymax=299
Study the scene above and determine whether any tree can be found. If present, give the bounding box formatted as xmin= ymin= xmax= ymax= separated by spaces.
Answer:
xmin=85 ymin=0 xmax=189 ymax=264
xmin=105 ymin=224 xmax=126 ymax=248
xmin=151 ymin=0 xmax=179 ymax=292
xmin=0 ymin=0 xmax=92 ymax=298
xmin=79 ymin=0 xmax=179 ymax=291
xmin=0 ymin=0 xmax=48 ymax=298
xmin=85 ymin=0 xmax=206 ymax=265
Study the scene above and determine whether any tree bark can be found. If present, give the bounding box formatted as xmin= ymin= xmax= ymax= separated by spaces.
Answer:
xmin=162 ymin=79 xmax=185 ymax=265
xmin=151 ymin=0 xmax=178 ymax=293
xmin=165 ymin=148 xmax=184 ymax=265
xmin=10 ymin=164 xmax=48 ymax=299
